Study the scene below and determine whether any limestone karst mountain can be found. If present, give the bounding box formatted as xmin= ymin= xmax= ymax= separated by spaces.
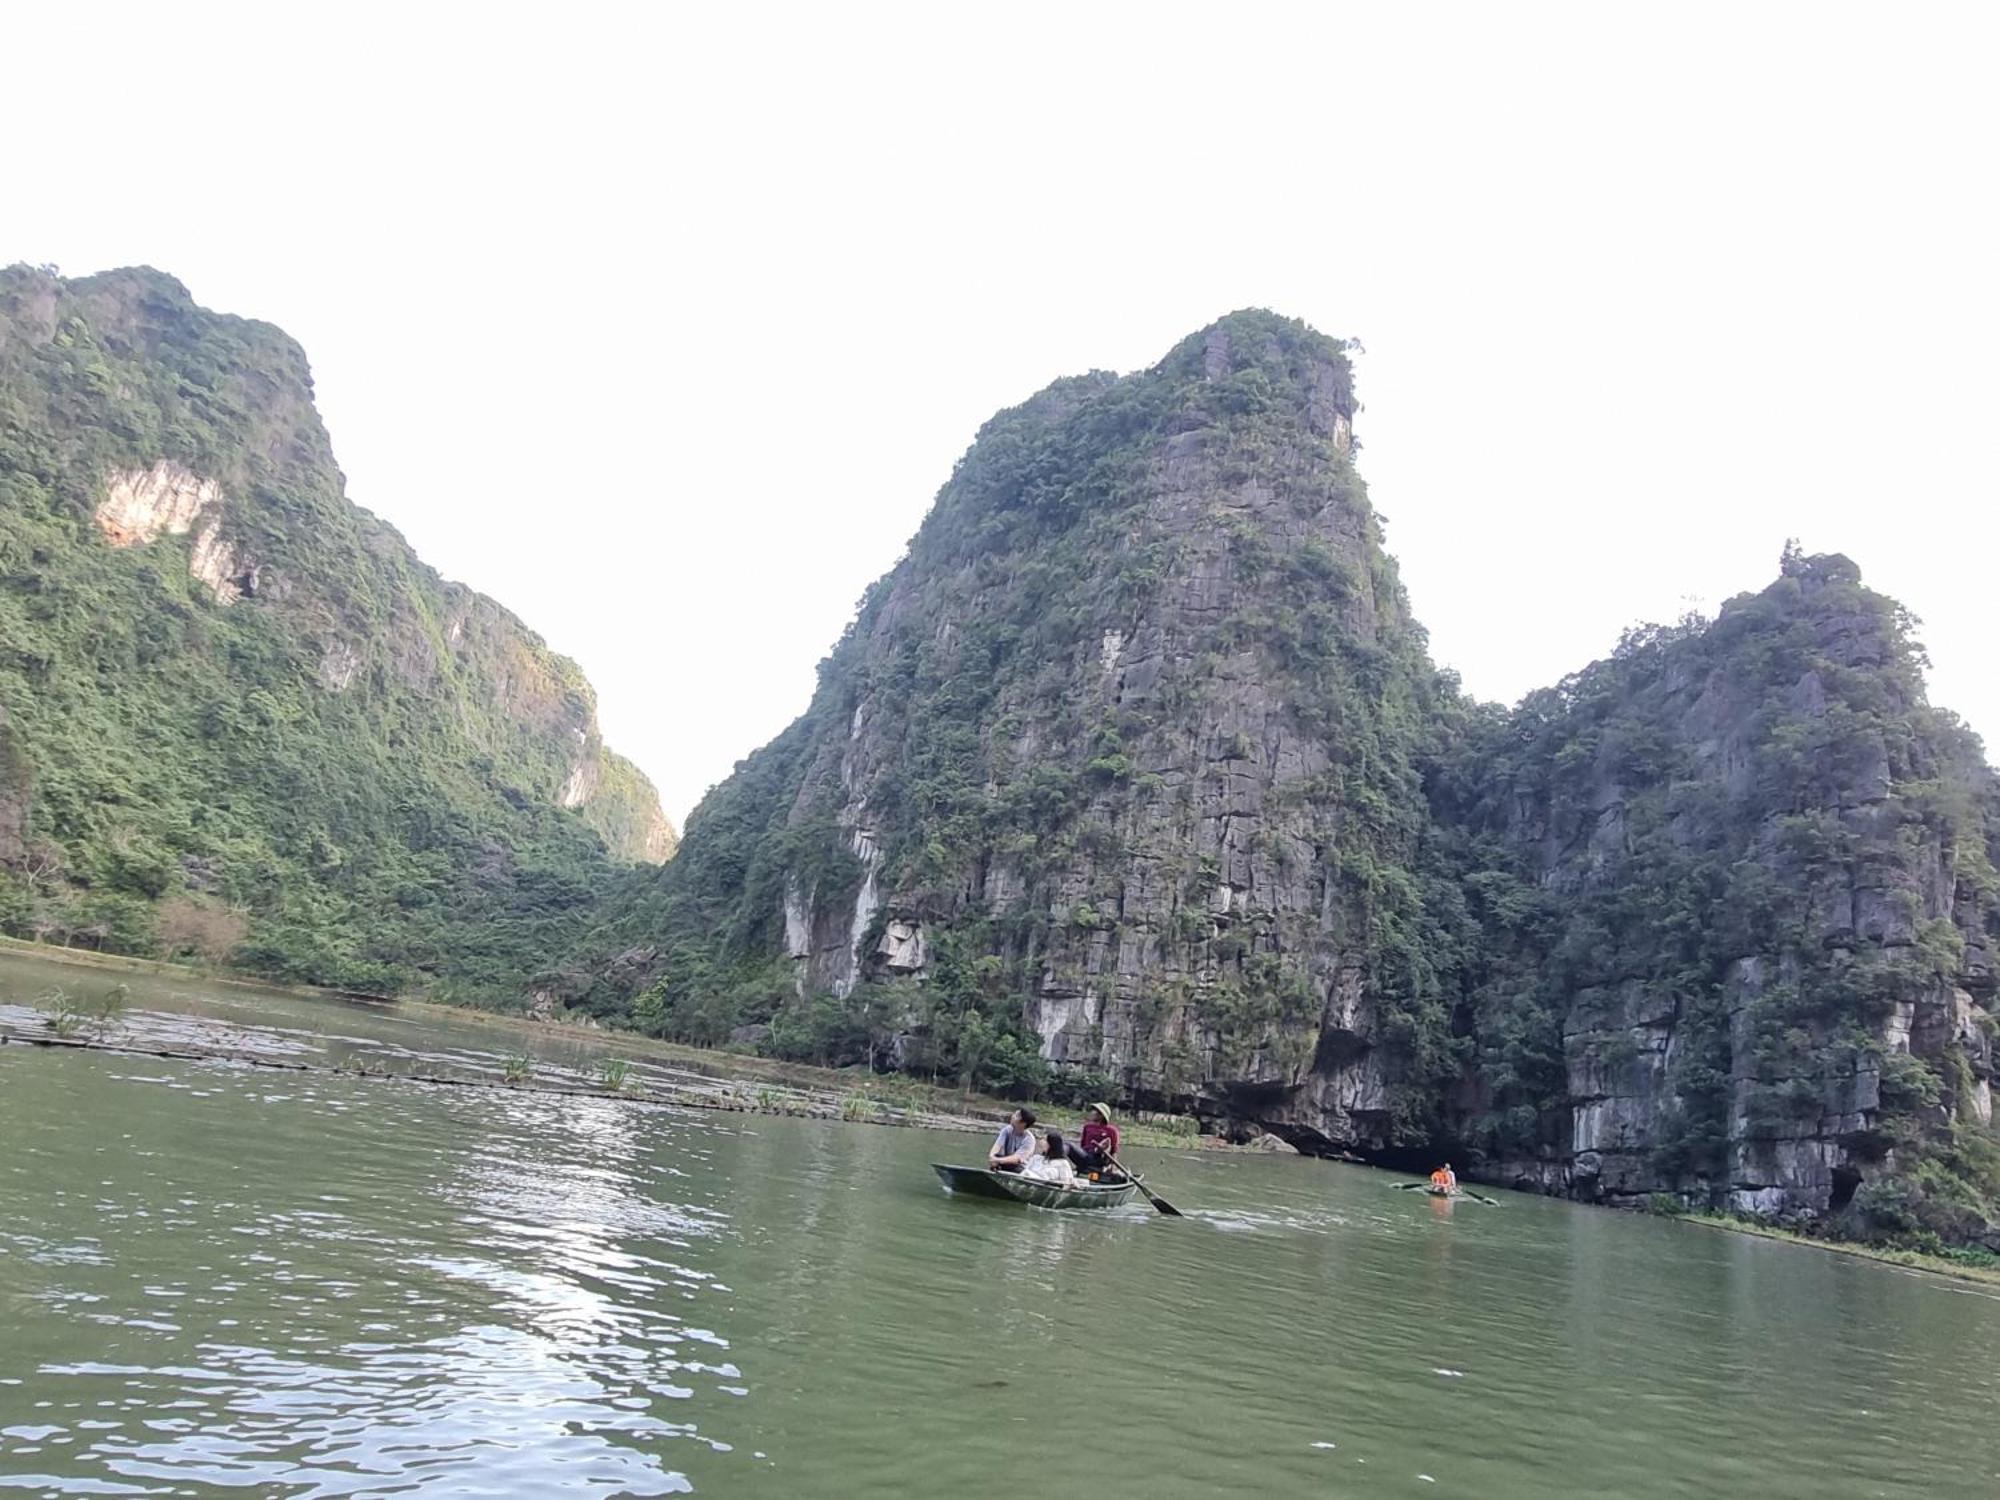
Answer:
xmin=0 ymin=265 xmax=674 ymax=995
xmin=1436 ymin=551 xmax=1997 ymax=1242
xmin=572 ymin=310 xmax=1998 ymax=1245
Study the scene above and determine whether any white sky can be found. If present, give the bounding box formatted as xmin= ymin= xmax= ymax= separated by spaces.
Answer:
xmin=9 ymin=3 xmax=1996 ymax=826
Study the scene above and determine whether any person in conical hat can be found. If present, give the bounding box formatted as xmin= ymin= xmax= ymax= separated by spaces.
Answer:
xmin=1068 ymin=1101 xmax=1122 ymax=1178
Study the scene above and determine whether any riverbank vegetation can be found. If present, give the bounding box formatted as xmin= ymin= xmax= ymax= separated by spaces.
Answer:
xmin=0 ymin=941 xmax=1220 ymax=1148
xmin=33 ymin=979 xmax=128 ymax=1040
xmin=0 ymin=1010 xmax=1221 ymax=1150
xmin=1653 ymin=1201 xmax=2000 ymax=1289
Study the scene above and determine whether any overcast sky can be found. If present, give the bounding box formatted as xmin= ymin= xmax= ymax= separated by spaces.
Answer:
xmin=11 ymin=3 xmax=1996 ymax=826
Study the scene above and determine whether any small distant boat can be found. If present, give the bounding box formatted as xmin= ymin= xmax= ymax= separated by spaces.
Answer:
xmin=1392 ymin=1178 xmax=1459 ymax=1198
xmin=932 ymin=1163 xmax=1138 ymax=1210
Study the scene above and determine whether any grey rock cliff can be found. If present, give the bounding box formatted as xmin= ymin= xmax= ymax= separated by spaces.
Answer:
xmin=1449 ymin=554 xmax=1997 ymax=1228
xmin=598 ymin=316 xmax=1999 ymax=1242
xmin=614 ymin=311 xmax=1459 ymax=1146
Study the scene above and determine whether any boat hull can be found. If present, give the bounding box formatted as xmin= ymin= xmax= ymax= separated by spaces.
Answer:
xmin=1393 ymin=1182 xmax=1463 ymax=1200
xmin=932 ymin=1163 xmax=1137 ymax=1210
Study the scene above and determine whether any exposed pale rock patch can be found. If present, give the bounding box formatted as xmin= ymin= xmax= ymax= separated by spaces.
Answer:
xmin=94 ymin=466 xmax=256 ymax=604
xmin=1099 ymin=629 xmax=1125 ymax=673
xmin=559 ymin=757 xmax=599 ymax=809
xmin=877 ymin=918 xmax=927 ymax=973
xmin=784 ymin=880 xmax=813 ymax=960
xmin=188 ymin=520 xmax=255 ymax=604
xmin=639 ymin=816 xmax=677 ymax=864
xmin=839 ymin=827 xmax=882 ymax=1000
xmin=95 ymin=462 xmax=220 ymax=546
xmin=319 ymin=639 xmax=362 ymax=693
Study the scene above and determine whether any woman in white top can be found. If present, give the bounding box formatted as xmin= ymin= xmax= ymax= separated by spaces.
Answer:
xmin=1021 ymin=1128 xmax=1079 ymax=1186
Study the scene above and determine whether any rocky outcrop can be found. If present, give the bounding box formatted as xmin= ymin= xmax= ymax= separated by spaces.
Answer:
xmin=559 ymin=744 xmax=598 ymax=809
xmin=318 ymin=638 xmax=362 ymax=692
xmin=602 ymin=309 xmax=1997 ymax=1242
xmin=773 ymin=320 xmax=1405 ymax=1112
xmin=187 ymin=518 xmax=258 ymax=603
xmin=95 ymin=462 xmax=220 ymax=546
xmin=1449 ymin=553 xmax=1998 ymax=1228
xmin=614 ymin=311 xmax=1452 ymax=1143
xmin=94 ymin=464 xmax=261 ymax=605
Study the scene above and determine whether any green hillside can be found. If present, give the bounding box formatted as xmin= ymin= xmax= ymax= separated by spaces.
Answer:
xmin=0 ymin=265 xmax=674 ymax=996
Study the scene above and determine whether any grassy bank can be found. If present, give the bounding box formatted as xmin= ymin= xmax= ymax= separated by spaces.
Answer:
xmin=0 ymin=934 xmax=372 ymax=1003
xmin=1665 ymin=1207 xmax=2000 ymax=1289
xmin=0 ymin=936 xmax=1231 ymax=1151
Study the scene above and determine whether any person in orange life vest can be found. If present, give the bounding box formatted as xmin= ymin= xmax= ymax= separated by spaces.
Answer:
xmin=1430 ymin=1163 xmax=1457 ymax=1193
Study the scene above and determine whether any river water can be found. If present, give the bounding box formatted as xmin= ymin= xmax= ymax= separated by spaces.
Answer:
xmin=1 ymin=955 xmax=1997 ymax=1498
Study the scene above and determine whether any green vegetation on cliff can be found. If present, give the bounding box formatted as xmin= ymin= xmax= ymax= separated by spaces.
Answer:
xmin=0 ymin=264 xmax=674 ymax=995
xmin=1438 ymin=548 xmax=2000 ymax=1246
xmin=568 ymin=314 xmax=1476 ymax=1123
xmin=560 ymin=315 xmax=1998 ymax=1251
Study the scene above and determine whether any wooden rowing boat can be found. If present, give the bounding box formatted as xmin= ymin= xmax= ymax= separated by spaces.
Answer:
xmin=931 ymin=1163 xmax=1138 ymax=1210
xmin=1391 ymin=1180 xmax=1459 ymax=1198
xmin=1391 ymin=1179 xmax=1499 ymax=1206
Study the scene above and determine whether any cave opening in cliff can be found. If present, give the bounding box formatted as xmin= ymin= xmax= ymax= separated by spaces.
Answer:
xmin=1829 ymin=1164 xmax=1862 ymax=1212
xmin=1338 ymin=1140 xmax=1473 ymax=1176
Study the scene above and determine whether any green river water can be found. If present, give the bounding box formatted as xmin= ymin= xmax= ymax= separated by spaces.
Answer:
xmin=1 ymin=952 xmax=1996 ymax=1498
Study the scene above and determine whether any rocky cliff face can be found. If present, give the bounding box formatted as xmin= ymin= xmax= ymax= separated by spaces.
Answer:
xmin=1441 ymin=553 xmax=1997 ymax=1240
xmin=0 ymin=264 xmax=674 ymax=993
xmin=589 ymin=309 xmax=1999 ymax=1244
xmin=593 ymin=312 xmax=1472 ymax=1137
xmin=778 ymin=317 xmax=1444 ymax=1138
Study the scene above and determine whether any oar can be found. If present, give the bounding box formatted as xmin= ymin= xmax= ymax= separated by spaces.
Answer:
xmin=1393 ymin=1180 xmax=1501 ymax=1207
xmin=1109 ymin=1152 xmax=1182 ymax=1217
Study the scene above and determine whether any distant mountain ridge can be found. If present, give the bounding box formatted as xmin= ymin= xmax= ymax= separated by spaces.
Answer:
xmin=0 ymin=264 xmax=673 ymax=994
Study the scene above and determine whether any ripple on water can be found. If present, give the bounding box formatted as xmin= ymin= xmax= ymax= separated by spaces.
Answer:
xmin=0 ymin=1053 xmax=761 ymax=1497
xmin=6 ymin=1011 xmax=2000 ymax=1500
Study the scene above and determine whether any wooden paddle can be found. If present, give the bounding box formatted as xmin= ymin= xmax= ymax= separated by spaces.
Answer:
xmin=1393 ymin=1180 xmax=1500 ymax=1207
xmin=1109 ymin=1152 xmax=1183 ymax=1217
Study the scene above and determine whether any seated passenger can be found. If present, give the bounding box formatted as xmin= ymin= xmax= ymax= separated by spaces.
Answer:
xmin=988 ymin=1107 xmax=1038 ymax=1172
xmin=1022 ymin=1129 xmax=1079 ymax=1186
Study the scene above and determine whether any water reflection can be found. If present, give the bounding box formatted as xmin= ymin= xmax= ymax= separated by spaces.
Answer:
xmin=35 ymin=1331 xmax=706 ymax=1497
xmin=0 ymin=1054 xmax=756 ymax=1496
xmin=5 ymin=1034 xmax=2000 ymax=1499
